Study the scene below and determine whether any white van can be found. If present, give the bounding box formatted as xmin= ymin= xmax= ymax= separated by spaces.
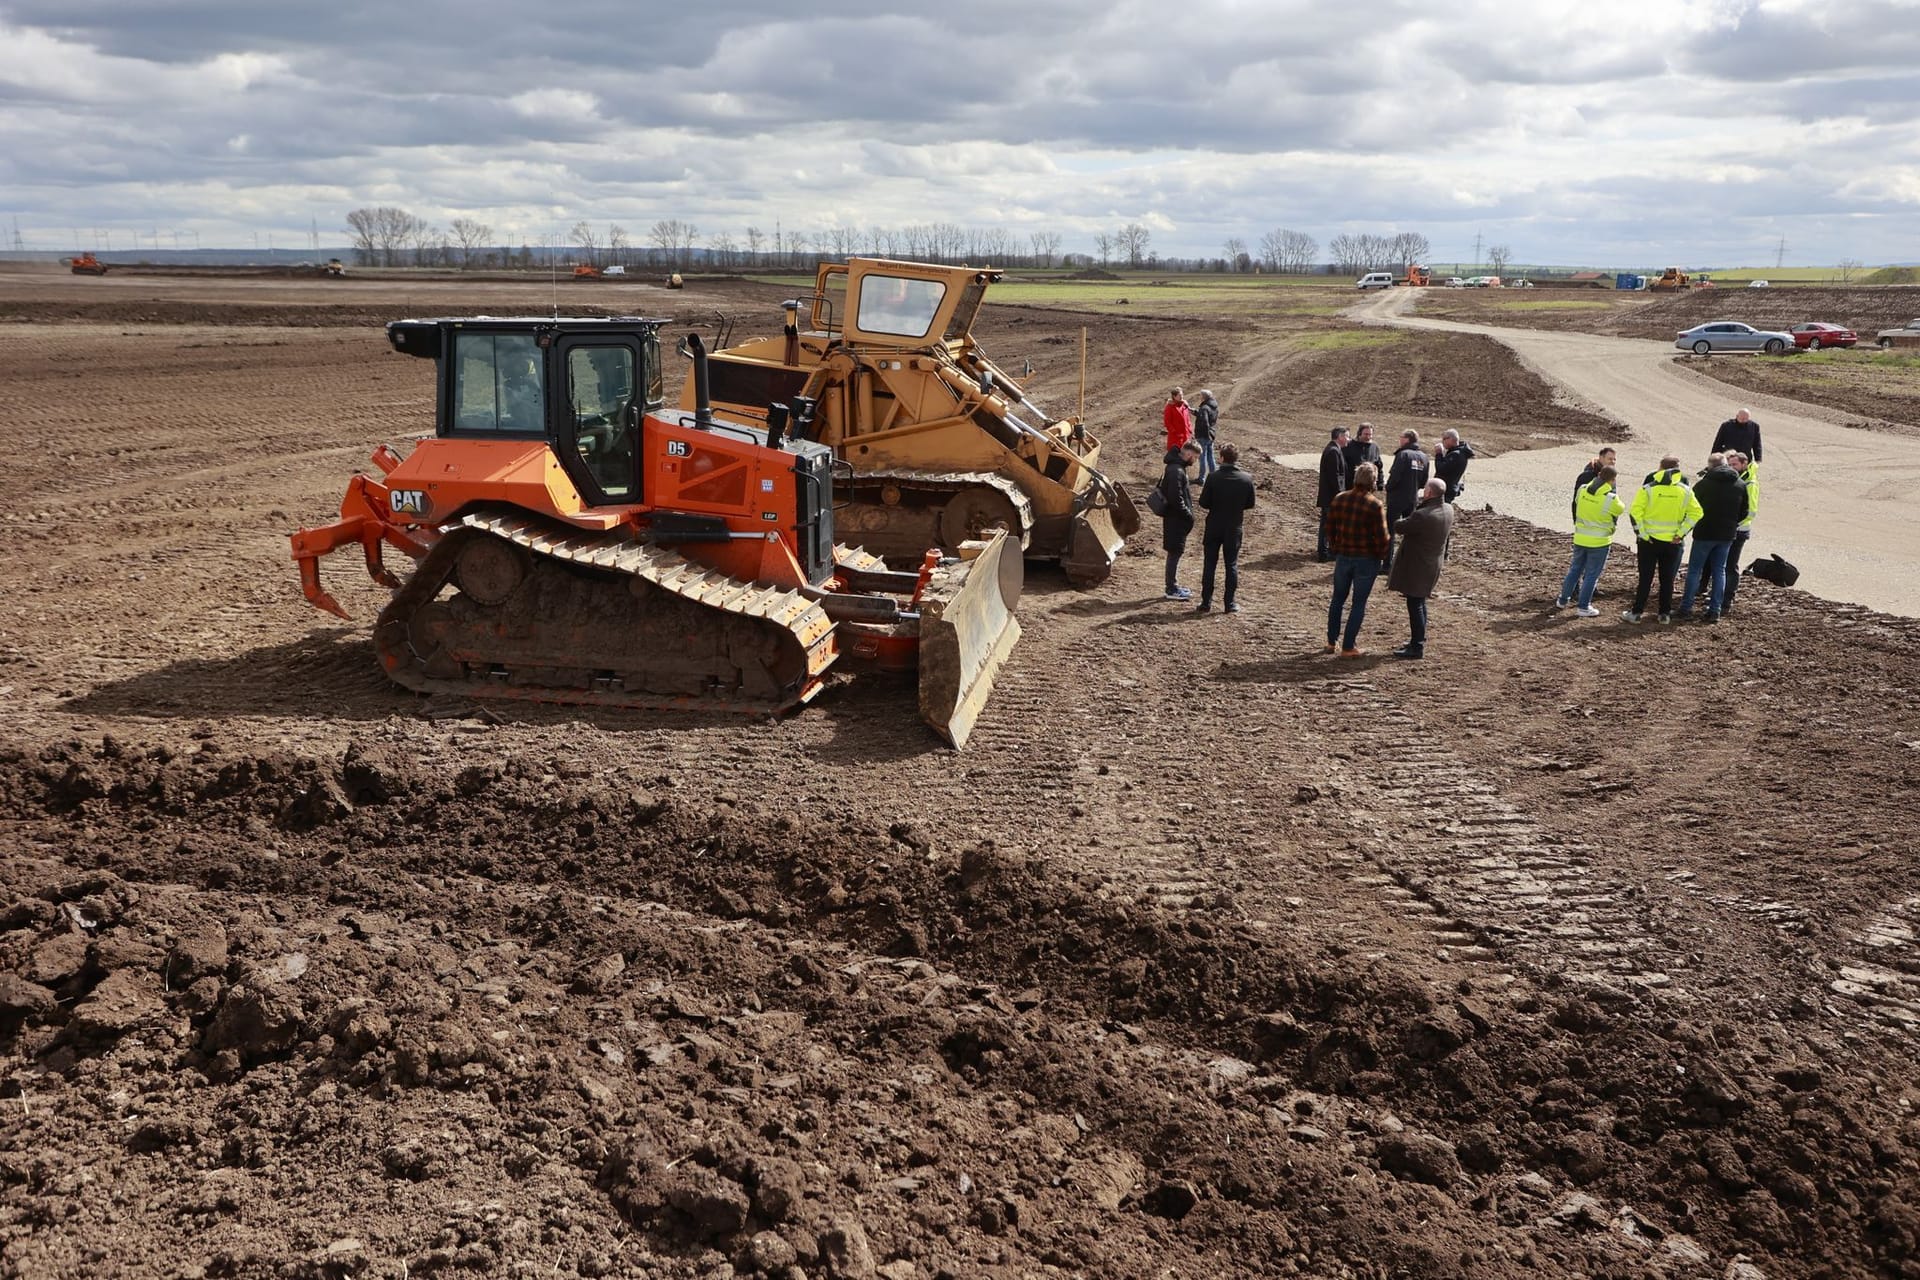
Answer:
xmin=1356 ymin=271 xmax=1395 ymax=290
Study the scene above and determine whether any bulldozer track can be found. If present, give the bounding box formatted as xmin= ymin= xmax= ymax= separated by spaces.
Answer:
xmin=373 ymin=511 xmax=836 ymax=716
xmin=848 ymin=470 xmax=1036 ymax=550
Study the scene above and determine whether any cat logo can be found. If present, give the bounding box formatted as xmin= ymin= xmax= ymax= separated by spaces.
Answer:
xmin=389 ymin=489 xmax=430 ymax=516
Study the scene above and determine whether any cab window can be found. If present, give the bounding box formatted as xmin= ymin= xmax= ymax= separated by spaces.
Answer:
xmin=451 ymin=332 xmax=544 ymax=433
xmin=566 ymin=345 xmax=637 ymax=499
xmin=855 ymin=274 xmax=945 ymax=338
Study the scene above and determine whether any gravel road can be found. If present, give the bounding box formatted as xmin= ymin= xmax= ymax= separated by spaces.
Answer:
xmin=1351 ymin=287 xmax=1920 ymax=617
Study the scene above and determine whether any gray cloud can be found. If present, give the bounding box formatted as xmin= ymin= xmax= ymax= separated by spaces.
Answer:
xmin=3 ymin=0 xmax=1918 ymax=264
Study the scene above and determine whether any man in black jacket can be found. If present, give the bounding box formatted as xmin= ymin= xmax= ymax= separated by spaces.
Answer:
xmin=1197 ymin=443 xmax=1256 ymax=613
xmin=1434 ymin=429 xmax=1474 ymax=502
xmin=1159 ymin=442 xmax=1201 ymax=601
xmin=1317 ymin=428 xmax=1349 ymax=561
xmin=1711 ymin=408 xmax=1762 ymax=463
xmin=1675 ymin=452 xmax=1749 ymax=622
xmin=1342 ymin=422 xmax=1381 ymax=487
xmin=1383 ymin=429 xmax=1430 ymax=568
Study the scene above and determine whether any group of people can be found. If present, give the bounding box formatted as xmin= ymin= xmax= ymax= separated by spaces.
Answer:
xmin=1314 ymin=422 xmax=1474 ymax=657
xmin=1148 ymin=390 xmax=1767 ymax=653
xmin=1157 ymin=388 xmax=1255 ymax=612
xmin=1558 ymin=408 xmax=1761 ymax=624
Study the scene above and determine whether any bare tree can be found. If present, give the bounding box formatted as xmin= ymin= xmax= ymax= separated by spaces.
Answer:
xmin=649 ymin=219 xmax=689 ymax=267
xmin=709 ymin=231 xmax=736 ymax=270
xmin=345 ymin=206 xmax=426 ymax=267
xmin=1092 ymin=231 xmax=1112 ymax=266
xmin=1389 ymin=231 xmax=1432 ymax=267
xmin=1261 ymin=227 xmax=1317 ymax=274
xmin=1487 ymin=243 xmax=1512 ymax=275
xmin=449 ymin=217 xmax=492 ymax=267
xmin=1223 ymin=237 xmax=1247 ymax=273
xmin=744 ymin=226 xmax=764 ymax=266
xmin=570 ymin=220 xmax=599 ymax=266
xmin=1029 ymin=230 xmax=1061 ymax=269
xmin=1837 ymin=258 xmax=1862 ymax=284
xmin=345 ymin=209 xmax=378 ymax=266
xmin=608 ymin=225 xmax=630 ymax=268
xmin=1328 ymin=233 xmax=1362 ymax=273
xmin=1116 ymin=223 xmax=1151 ymax=268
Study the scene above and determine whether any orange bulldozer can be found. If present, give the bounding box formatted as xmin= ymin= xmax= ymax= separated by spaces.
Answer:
xmin=290 ymin=317 xmax=1023 ymax=746
xmin=68 ymin=253 xmax=109 ymax=275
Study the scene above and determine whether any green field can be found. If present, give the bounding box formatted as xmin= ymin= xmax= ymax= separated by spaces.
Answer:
xmin=1290 ymin=329 xmax=1404 ymax=351
xmin=1487 ymin=299 xmax=1614 ymax=311
xmin=744 ymin=271 xmax=1354 ymax=316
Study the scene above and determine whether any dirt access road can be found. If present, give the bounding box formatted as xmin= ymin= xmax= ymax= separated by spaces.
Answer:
xmin=1353 ymin=286 xmax=1920 ymax=617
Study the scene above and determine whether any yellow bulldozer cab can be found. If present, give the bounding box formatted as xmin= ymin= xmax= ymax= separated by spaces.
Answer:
xmin=810 ymin=259 xmax=996 ymax=350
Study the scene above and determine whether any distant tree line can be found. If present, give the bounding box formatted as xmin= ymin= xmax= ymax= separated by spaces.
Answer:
xmin=344 ymin=206 xmax=1437 ymax=277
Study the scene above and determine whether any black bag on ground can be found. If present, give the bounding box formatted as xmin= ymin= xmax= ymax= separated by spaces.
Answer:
xmin=1747 ymin=553 xmax=1800 ymax=587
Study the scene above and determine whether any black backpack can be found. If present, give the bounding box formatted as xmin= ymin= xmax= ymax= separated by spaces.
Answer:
xmin=1746 ymin=553 xmax=1800 ymax=587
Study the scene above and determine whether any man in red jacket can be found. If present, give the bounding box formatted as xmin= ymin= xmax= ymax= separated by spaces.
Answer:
xmin=1163 ymin=387 xmax=1193 ymax=452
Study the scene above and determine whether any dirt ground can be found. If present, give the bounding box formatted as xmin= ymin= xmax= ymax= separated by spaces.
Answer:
xmin=4 ymin=269 xmax=1920 ymax=1280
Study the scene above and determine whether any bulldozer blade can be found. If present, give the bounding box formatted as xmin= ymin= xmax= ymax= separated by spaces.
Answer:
xmin=1107 ymin=480 xmax=1143 ymax=538
xmin=915 ymin=531 xmax=1023 ymax=748
xmin=1062 ymin=499 xmax=1129 ymax=587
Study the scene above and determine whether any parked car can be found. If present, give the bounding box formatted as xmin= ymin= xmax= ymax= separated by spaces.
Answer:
xmin=1356 ymin=271 xmax=1395 ymax=290
xmin=1789 ymin=322 xmax=1857 ymax=350
xmin=1507 ymin=279 xmax=1534 ymax=288
xmin=602 ymin=264 xmax=627 ymax=277
xmin=1875 ymin=319 xmax=1920 ymax=349
xmin=1446 ymin=277 xmax=1469 ymax=287
xmin=1674 ymin=322 xmax=1794 ymax=356
xmin=1747 ymin=279 xmax=1770 ymax=288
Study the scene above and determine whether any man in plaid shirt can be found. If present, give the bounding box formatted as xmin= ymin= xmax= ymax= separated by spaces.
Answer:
xmin=1325 ymin=462 xmax=1391 ymax=656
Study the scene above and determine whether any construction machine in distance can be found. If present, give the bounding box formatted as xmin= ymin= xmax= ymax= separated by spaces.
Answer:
xmin=682 ymin=258 xmax=1141 ymax=585
xmin=290 ymin=316 xmax=1023 ymax=747
xmin=1397 ymin=265 xmax=1431 ymax=286
xmin=1648 ymin=267 xmax=1692 ymax=291
xmin=572 ymin=265 xmax=604 ymax=281
xmin=67 ymin=253 xmax=109 ymax=276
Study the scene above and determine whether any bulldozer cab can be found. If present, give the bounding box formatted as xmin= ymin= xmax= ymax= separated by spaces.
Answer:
xmin=388 ymin=317 xmax=666 ymax=506
xmin=809 ymin=259 xmax=998 ymax=348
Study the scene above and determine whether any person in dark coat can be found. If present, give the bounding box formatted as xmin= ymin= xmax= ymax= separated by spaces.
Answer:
xmin=1342 ymin=422 xmax=1381 ymax=485
xmin=1196 ymin=443 xmax=1256 ymax=613
xmin=1573 ymin=447 xmax=1617 ymax=518
xmin=1191 ymin=390 xmax=1219 ymax=482
xmin=1159 ymin=441 xmax=1201 ymax=601
xmin=1387 ymin=478 xmax=1455 ymax=659
xmin=1383 ymin=429 xmax=1430 ymax=569
xmin=1711 ymin=408 xmax=1761 ymax=463
xmin=1433 ymin=429 xmax=1474 ymax=502
xmin=1317 ymin=427 xmax=1349 ymax=561
xmin=1676 ymin=451 xmax=1749 ymax=622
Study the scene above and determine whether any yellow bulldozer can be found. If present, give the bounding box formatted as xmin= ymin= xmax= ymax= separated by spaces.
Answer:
xmin=1648 ymin=267 xmax=1691 ymax=291
xmin=684 ymin=258 xmax=1141 ymax=585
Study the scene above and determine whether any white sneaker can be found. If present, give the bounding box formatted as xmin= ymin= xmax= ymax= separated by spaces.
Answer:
xmin=1575 ymin=606 xmax=1600 ymax=618
xmin=1553 ymin=597 xmax=1571 ymax=609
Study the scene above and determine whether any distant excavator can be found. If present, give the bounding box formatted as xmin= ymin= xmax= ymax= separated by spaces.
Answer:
xmin=685 ymin=258 xmax=1140 ymax=585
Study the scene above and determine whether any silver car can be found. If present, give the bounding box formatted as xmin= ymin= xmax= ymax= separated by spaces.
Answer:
xmin=1674 ymin=321 xmax=1793 ymax=356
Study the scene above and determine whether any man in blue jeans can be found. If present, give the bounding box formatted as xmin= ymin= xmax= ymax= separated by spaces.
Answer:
xmin=1323 ymin=462 xmax=1391 ymax=656
xmin=1677 ymin=452 xmax=1749 ymax=623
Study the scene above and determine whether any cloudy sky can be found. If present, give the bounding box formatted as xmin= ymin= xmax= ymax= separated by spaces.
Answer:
xmin=3 ymin=0 xmax=1917 ymax=267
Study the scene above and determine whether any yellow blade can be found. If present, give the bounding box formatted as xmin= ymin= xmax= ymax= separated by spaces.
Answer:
xmin=916 ymin=531 xmax=1023 ymax=748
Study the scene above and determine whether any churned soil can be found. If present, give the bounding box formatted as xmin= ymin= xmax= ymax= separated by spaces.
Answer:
xmin=2 ymin=269 xmax=1918 ymax=1279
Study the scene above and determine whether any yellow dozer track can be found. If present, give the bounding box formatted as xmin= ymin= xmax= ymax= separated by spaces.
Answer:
xmin=685 ymin=258 xmax=1141 ymax=585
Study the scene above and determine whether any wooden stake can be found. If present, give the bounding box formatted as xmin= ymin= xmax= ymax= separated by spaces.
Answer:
xmin=1078 ymin=326 xmax=1087 ymax=420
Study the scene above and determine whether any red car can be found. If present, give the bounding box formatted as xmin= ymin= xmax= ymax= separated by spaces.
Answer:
xmin=1790 ymin=322 xmax=1857 ymax=350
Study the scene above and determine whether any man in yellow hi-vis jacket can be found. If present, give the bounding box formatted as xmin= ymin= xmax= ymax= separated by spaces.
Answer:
xmin=1622 ymin=455 xmax=1704 ymax=624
